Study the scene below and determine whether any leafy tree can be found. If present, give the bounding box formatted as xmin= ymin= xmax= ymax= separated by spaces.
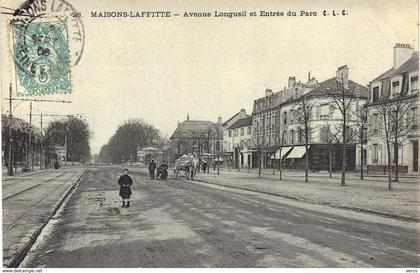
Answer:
xmin=99 ymin=119 xmax=164 ymax=164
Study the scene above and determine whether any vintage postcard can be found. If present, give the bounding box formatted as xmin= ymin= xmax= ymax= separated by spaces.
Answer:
xmin=0 ymin=0 xmax=419 ymax=271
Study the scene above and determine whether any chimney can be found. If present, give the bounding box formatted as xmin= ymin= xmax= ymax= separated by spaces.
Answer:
xmin=186 ymin=113 xmax=190 ymax=121
xmin=336 ymin=65 xmax=349 ymax=89
xmin=288 ymin=76 xmax=296 ymax=88
xmin=265 ymin=89 xmax=273 ymax=97
xmin=217 ymin=117 xmax=222 ymax=124
xmin=239 ymin=108 xmax=246 ymax=118
xmin=308 ymin=71 xmax=311 ymax=82
xmin=177 ymin=120 xmax=180 ymax=126
xmin=393 ymin=43 xmax=414 ymax=69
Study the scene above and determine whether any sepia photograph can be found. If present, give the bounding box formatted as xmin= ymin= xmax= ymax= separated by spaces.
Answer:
xmin=0 ymin=0 xmax=419 ymax=271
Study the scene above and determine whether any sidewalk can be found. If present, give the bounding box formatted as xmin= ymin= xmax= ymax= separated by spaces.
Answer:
xmin=194 ymin=168 xmax=420 ymax=222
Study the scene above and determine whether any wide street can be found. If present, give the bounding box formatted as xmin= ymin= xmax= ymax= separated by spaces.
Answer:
xmin=18 ymin=166 xmax=420 ymax=268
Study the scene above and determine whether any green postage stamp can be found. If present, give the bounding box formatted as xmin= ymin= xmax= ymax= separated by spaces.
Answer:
xmin=12 ymin=19 xmax=71 ymax=96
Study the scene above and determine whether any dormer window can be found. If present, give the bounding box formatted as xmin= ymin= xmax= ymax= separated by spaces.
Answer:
xmin=410 ymin=75 xmax=418 ymax=93
xmin=372 ymin=86 xmax=380 ymax=102
xmin=391 ymin=80 xmax=400 ymax=97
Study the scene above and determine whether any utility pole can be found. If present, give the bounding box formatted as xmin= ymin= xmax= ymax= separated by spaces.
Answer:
xmin=8 ymin=83 xmax=14 ymax=176
xmin=27 ymin=102 xmax=33 ymax=171
xmin=40 ymin=112 xmax=43 ymax=169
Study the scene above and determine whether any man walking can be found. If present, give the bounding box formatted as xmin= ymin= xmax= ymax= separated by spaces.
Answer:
xmin=148 ymin=159 xmax=157 ymax=180
xmin=118 ymin=168 xmax=133 ymax=208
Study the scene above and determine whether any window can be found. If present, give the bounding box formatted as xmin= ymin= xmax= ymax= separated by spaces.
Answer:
xmin=290 ymin=130 xmax=295 ymax=144
xmin=320 ymin=103 xmax=329 ymax=119
xmin=247 ymin=126 xmax=251 ymax=135
xmin=372 ymin=86 xmax=380 ymax=102
xmin=290 ymin=110 xmax=295 ymax=123
xmin=410 ymin=75 xmax=419 ymax=93
xmin=240 ymin=128 xmax=244 ymax=136
xmin=320 ymin=126 xmax=329 ymax=142
xmin=228 ymin=130 xmax=232 ymax=137
xmin=391 ymin=80 xmax=400 ymax=97
xmin=298 ymin=128 xmax=303 ymax=143
xmin=372 ymin=144 xmax=378 ymax=164
xmin=372 ymin=113 xmax=379 ymax=135
xmin=283 ymin=112 xmax=287 ymax=125
xmin=233 ymin=129 xmax=238 ymax=137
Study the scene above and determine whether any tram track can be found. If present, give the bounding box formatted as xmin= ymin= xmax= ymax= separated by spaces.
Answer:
xmin=4 ymin=172 xmax=80 ymax=230
xmin=3 ymin=172 xmax=70 ymax=201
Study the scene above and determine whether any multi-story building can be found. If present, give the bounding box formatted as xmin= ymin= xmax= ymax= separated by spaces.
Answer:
xmin=366 ymin=43 xmax=419 ymax=173
xmin=279 ymin=66 xmax=368 ymax=171
xmin=224 ymin=110 xmax=253 ymax=168
xmin=251 ymin=76 xmax=318 ymax=168
xmin=170 ymin=114 xmax=223 ymax=165
xmin=252 ymin=67 xmax=368 ymax=171
xmin=222 ymin=109 xmax=248 ymax=165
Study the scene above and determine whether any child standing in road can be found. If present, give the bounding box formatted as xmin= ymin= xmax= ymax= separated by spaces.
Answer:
xmin=118 ymin=168 xmax=133 ymax=208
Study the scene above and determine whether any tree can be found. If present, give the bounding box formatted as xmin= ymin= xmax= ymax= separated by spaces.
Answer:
xmin=319 ymin=120 xmax=341 ymax=178
xmin=326 ymin=66 xmax=360 ymax=186
xmin=294 ymin=95 xmax=316 ymax=183
xmin=99 ymin=119 xmax=163 ymax=164
xmin=45 ymin=116 xmax=92 ymax=164
xmin=376 ymin=98 xmax=417 ymax=189
xmin=352 ymin=101 xmax=368 ymax=180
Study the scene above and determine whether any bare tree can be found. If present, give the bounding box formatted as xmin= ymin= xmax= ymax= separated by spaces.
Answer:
xmin=352 ymin=101 xmax=368 ymax=180
xmin=294 ymin=96 xmax=316 ymax=183
xmin=376 ymin=98 xmax=416 ymax=189
xmin=319 ymin=119 xmax=341 ymax=178
xmin=326 ymin=68 xmax=360 ymax=186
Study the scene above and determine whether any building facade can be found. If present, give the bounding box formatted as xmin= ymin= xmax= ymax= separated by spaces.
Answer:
xmin=251 ymin=76 xmax=319 ymax=168
xmin=252 ymin=67 xmax=368 ymax=171
xmin=170 ymin=114 xmax=223 ymax=166
xmin=222 ymin=109 xmax=248 ymax=165
xmin=366 ymin=44 xmax=419 ymax=173
xmin=225 ymin=113 xmax=253 ymax=168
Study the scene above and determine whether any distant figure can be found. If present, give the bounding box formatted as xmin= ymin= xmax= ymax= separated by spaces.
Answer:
xmin=157 ymin=160 xmax=169 ymax=180
xmin=118 ymin=168 xmax=133 ymax=208
xmin=202 ymin=160 xmax=207 ymax=173
xmin=148 ymin=159 xmax=157 ymax=180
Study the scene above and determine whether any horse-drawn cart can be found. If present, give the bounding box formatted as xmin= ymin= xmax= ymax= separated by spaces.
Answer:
xmin=174 ymin=155 xmax=198 ymax=180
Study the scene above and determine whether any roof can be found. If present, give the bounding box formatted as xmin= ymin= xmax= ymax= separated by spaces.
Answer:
xmin=228 ymin=116 xmax=252 ymax=129
xmin=371 ymin=52 xmax=419 ymax=83
xmin=305 ymin=77 xmax=368 ymax=98
xmin=222 ymin=112 xmax=240 ymax=126
xmin=368 ymin=52 xmax=419 ymax=103
xmin=170 ymin=120 xmax=218 ymax=139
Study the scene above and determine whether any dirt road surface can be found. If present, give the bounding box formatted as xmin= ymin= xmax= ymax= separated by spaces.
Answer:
xmin=21 ymin=167 xmax=420 ymax=267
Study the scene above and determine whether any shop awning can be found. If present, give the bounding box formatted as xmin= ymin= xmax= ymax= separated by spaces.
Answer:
xmin=270 ymin=146 xmax=293 ymax=159
xmin=286 ymin=146 xmax=309 ymax=159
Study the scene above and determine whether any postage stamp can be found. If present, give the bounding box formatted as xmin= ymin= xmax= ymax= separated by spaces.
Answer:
xmin=12 ymin=18 xmax=71 ymax=96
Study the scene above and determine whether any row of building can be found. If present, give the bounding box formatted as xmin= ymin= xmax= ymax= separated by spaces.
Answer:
xmin=169 ymin=43 xmax=419 ymax=174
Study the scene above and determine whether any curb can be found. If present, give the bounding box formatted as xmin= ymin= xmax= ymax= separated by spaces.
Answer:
xmin=191 ymin=178 xmax=420 ymax=223
xmin=4 ymin=169 xmax=88 ymax=268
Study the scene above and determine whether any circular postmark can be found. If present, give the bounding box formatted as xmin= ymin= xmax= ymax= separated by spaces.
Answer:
xmin=11 ymin=0 xmax=84 ymax=66
xmin=13 ymin=17 xmax=71 ymax=95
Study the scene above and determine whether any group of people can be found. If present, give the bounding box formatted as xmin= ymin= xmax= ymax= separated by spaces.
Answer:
xmin=148 ymin=159 xmax=168 ymax=180
xmin=118 ymin=156 xmax=208 ymax=208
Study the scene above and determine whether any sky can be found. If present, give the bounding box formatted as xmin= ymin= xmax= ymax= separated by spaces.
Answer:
xmin=1 ymin=0 xmax=418 ymax=155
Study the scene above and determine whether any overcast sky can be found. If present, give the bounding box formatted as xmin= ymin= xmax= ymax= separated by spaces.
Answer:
xmin=1 ymin=0 xmax=418 ymax=154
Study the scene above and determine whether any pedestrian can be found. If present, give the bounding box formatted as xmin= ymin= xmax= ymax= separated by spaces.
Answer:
xmin=148 ymin=159 xmax=157 ymax=180
xmin=202 ymin=160 xmax=207 ymax=173
xmin=118 ymin=168 xmax=133 ymax=208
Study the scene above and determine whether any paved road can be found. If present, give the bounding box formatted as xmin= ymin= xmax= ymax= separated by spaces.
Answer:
xmin=2 ymin=168 xmax=85 ymax=267
xmin=21 ymin=167 xmax=420 ymax=267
